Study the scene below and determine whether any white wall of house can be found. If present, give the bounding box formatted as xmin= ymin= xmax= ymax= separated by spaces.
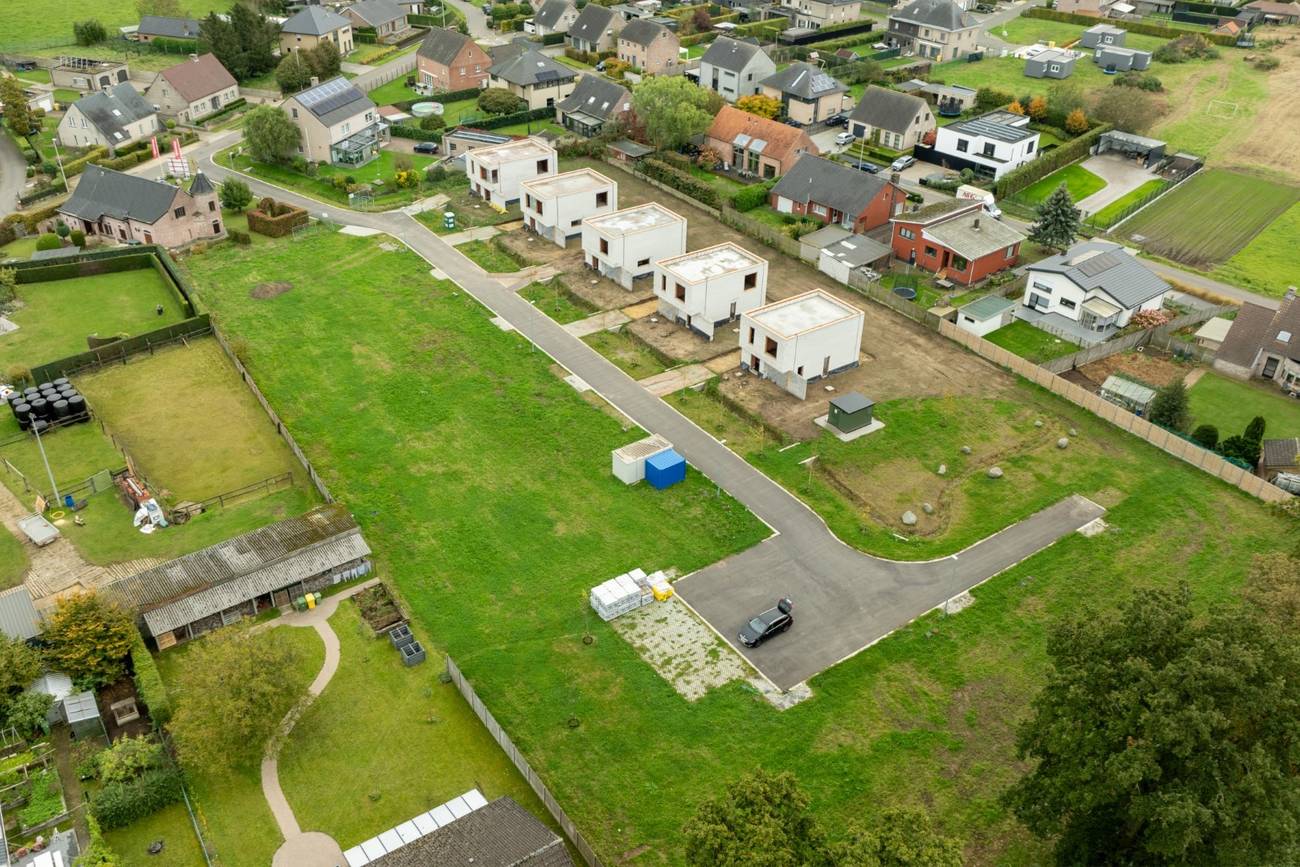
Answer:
xmin=935 ymin=126 xmax=1039 ymax=179
xmin=465 ymin=142 xmax=558 ymax=205
xmin=1022 ymin=269 xmax=1165 ymax=329
xmin=701 ymin=54 xmax=775 ymax=102
xmin=654 ymin=254 xmax=768 ymax=339
xmin=581 ymin=211 xmax=686 ymax=288
xmin=522 ymin=175 xmax=618 ymax=246
xmin=740 ymin=309 xmax=863 ymax=380
xmin=56 ymin=104 xmax=159 ymax=151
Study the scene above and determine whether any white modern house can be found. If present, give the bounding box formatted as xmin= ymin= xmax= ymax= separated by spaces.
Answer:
xmin=654 ymin=242 xmax=768 ymax=339
xmin=740 ymin=289 xmax=864 ymax=398
xmin=464 ymin=136 xmax=557 ymax=207
xmin=1021 ymin=240 xmax=1171 ymax=344
xmin=582 ymin=203 xmax=687 ymax=289
xmin=521 ymin=168 xmax=618 ymax=247
xmin=932 ymin=109 xmax=1040 ymax=180
xmin=956 ymin=294 xmax=1016 ymax=337
xmin=698 ymin=36 xmax=776 ymax=102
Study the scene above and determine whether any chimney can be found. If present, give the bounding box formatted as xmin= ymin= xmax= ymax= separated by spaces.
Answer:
xmin=890 ymin=171 xmax=900 ymax=185
xmin=973 ymin=217 xmax=981 ymax=231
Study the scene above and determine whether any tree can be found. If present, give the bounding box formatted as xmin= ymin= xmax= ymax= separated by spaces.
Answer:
xmin=1027 ymin=95 xmax=1048 ymax=121
xmin=242 ymin=105 xmax=301 ymax=163
xmin=219 ymin=178 xmax=253 ymax=211
xmin=691 ymin=7 xmax=713 ymax=32
xmin=1242 ymin=552 xmax=1300 ymax=631
xmin=0 ymin=75 xmax=37 ymax=148
xmin=477 ymin=87 xmax=525 ymax=114
xmin=169 ymin=626 xmax=309 ymax=773
xmin=975 ymin=87 xmax=1014 ymax=112
xmin=200 ymin=12 xmax=242 ymax=78
xmin=0 ymin=635 xmax=42 ymax=703
xmin=275 ymin=50 xmax=315 ymax=94
xmin=308 ymin=39 xmax=342 ymax=79
xmin=1007 ymin=99 xmax=1025 ymax=115
xmin=1091 ymin=88 xmax=1163 ymax=135
xmin=633 ymin=75 xmax=714 ymax=151
xmin=736 ymin=93 xmax=781 ymax=120
xmin=1005 ymin=586 xmax=1300 ymax=866
xmin=1243 ymin=415 xmax=1266 ymax=461
xmin=683 ymin=768 xmax=832 ymax=867
xmin=1190 ymin=423 xmax=1218 ymax=450
xmin=97 ymin=735 xmax=165 ymax=785
xmin=204 ymin=4 xmax=278 ymax=81
xmin=42 ymin=592 xmax=135 ymax=688
xmin=1064 ymin=108 xmax=1088 ymax=135
xmin=1148 ymin=377 xmax=1190 ymax=431
xmin=831 ymin=809 xmax=963 ymax=867
xmin=137 ymin=0 xmax=183 ymax=16
xmin=4 ymin=692 xmax=53 ymax=738
xmin=73 ymin=19 xmax=108 ymax=45
xmin=1028 ymin=184 xmax=1080 ymax=252
xmin=419 ymin=113 xmax=446 ymax=131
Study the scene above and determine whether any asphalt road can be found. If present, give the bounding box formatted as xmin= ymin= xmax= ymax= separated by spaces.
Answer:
xmin=189 ymin=134 xmax=1105 ymax=689
xmin=0 ymin=131 xmax=27 ymax=218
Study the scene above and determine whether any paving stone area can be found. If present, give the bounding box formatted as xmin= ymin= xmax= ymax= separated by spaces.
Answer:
xmin=611 ymin=595 xmax=752 ymax=701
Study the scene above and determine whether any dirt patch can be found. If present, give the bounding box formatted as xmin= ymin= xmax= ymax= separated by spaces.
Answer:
xmin=610 ymin=595 xmax=752 ymax=701
xmin=627 ymin=314 xmax=738 ymax=365
xmin=497 ymin=227 xmax=654 ymax=310
xmin=251 ymin=281 xmax=293 ymax=299
xmin=496 ymin=228 xmax=571 ymax=266
xmin=1079 ymin=348 xmax=1197 ymax=390
xmin=1224 ymin=38 xmax=1300 ymax=183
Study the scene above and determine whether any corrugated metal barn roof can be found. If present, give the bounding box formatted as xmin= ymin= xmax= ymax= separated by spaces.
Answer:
xmin=0 ymin=586 xmax=42 ymax=640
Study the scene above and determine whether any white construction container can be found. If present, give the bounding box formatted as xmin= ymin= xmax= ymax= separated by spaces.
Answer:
xmin=589 ymin=568 xmax=656 ymax=620
xmin=611 ymin=434 xmax=673 ymax=484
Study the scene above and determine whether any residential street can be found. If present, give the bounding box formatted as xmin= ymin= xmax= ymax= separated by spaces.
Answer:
xmin=0 ymin=131 xmax=27 ymax=217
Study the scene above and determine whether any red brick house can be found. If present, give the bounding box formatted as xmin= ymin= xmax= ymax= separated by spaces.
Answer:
xmin=417 ymin=28 xmax=491 ymax=92
xmin=769 ymin=154 xmax=906 ymax=234
xmin=705 ymin=105 xmax=818 ymax=180
xmin=889 ymin=200 xmax=1024 ymax=285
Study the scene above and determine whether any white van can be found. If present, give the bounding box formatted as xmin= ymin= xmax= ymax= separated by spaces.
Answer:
xmin=955 ymin=184 xmax=1002 ymax=219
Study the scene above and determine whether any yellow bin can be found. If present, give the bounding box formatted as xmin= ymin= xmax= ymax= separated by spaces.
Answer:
xmin=306 ymin=593 xmax=317 ymax=610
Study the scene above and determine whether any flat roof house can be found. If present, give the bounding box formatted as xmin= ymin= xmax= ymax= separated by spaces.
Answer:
xmin=51 ymin=57 xmax=129 ymax=92
xmin=102 ymin=503 xmax=372 ymax=648
xmin=582 ymin=203 xmax=688 ymax=289
xmin=617 ymin=19 xmax=680 ymax=75
xmin=555 ymin=74 xmax=631 ymax=137
xmin=956 ymin=294 xmax=1015 ymax=337
xmin=1023 ymin=239 xmax=1171 ymax=343
xmin=1213 ymin=287 xmax=1300 ymax=390
xmin=489 ymin=47 xmax=578 ymax=109
xmin=741 ymin=289 xmax=865 ymax=398
xmin=699 ymin=36 xmax=777 ymax=102
xmin=769 ymin=153 xmax=906 ymax=234
xmin=654 ymin=242 xmax=768 ymax=339
xmin=465 ymin=136 xmax=557 ymax=206
xmin=1025 ymin=47 xmax=1077 ymax=79
xmin=706 ymin=104 xmax=818 ymax=180
xmin=848 ymin=84 xmax=934 ymax=152
xmin=417 ymin=28 xmax=492 ymax=92
xmin=890 ymin=199 xmax=1025 ymax=285
xmin=58 ymin=166 xmax=224 ymax=249
xmin=143 ymin=53 xmax=239 ymax=123
xmin=342 ymin=0 xmax=409 ymax=42
xmin=283 ymin=76 xmax=386 ymax=166
xmin=526 ymin=0 xmax=581 ymax=36
xmin=1094 ymin=45 xmax=1152 ymax=71
xmin=931 ymin=109 xmax=1040 ymax=179
xmin=887 ymin=0 xmax=979 ymax=63
xmin=567 ymin=4 xmax=623 ymax=53
xmin=136 ymin=15 xmax=201 ymax=41
xmin=57 ymin=82 xmax=159 ymax=152
xmin=1079 ymin=23 xmax=1126 ymax=48
xmin=521 ymin=168 xmax=618 ymax=247
xmin=279 ymin=6 xmax=354 ymax=55
xmin=759 ymin=62 xmax=849 ymax=126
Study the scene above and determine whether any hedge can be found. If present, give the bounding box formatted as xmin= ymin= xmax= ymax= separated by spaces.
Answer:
xmin=3 ymin=202 xmax=62 ymax=234
xmin=1022 ymin=7 xmax=1237 ymax=46
xmin=474 ymin=105 xmax=556 ymax=130
xmin=639 ymin=157 xmax=721 ymax=209
xmin=390 ymin=124 xmax=442 ymax=142
xmin=62 ymin=146 xmax=109 ymax=178
xmin=994 ymin=122 xmax=1112 ymax=199
xmin=193 ymin=96 xmax=248 ymax=126
xmin=18 ymin=182 xmax=66 ymax=206
xmin=730 ymin=179 xmax=775 ymax=212
xmin=90 ymin=766 xmax=184 ymax=831
xmin=13 ymin=252 xmax=156 ymax=285
xmin=130 ymin=633 xmax=171 ymax=725
xmin=393 ymin=85 xmax=485 ymax=111
xmin=247 ymin=199 xmax=309 ymax=237
xmin=541 ymin=31 xmax=565 ymax=45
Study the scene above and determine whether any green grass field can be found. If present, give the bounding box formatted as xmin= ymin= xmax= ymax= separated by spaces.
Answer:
xmin=218 ymin=147 xmax=435 ymax=210
xmin=0 ymin=268 xmax=188 ymax=371
xmin=1013 ymin=164 xmax=1106 ymax=206
xmin=994 ymin=17 xmax=1168 ymax=52
xmin=1087 ymin=179 xmax=1167 ymax=226
xmin=1213 ymin=201 xmax=1300 ymax=298
xmin=931 ymin=55 xmax=1108 ymax=98
xmin=1 ymin=0 xmax=226 ymax=50
xmin=103 ymin=802 xmax=207 ymax=867
xmin=519 ymin=280 xmax=596 ymax=325
xmin=0 ymin=528 xmax=28 ymax=590
xmin=0 ymin=236 xmax=41 ymax=261
xmin=77 ymin=339 xmax=316 ymax=502
xmin=581 ymin=329 xmax=669 ymax=380
xmin=156 ymin=625 xmax=325 ymax=867
xmin=1120 ymin=169 xmax=1300 ymax=269
xmin=1189 ymin=370 xmax=1300 ymax=440
xmin=985 ymin=319 xmax=1080 ymax=363
xmin=454 ymin=239 xmax=523 ymax=272
xmin=278 ymin=601 xmax=551 ymax=848
xmin=180 ymin=226 xmax=1300 ymax=865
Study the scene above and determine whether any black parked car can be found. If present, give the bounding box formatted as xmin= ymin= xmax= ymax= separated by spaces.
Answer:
xmin=414 ymin=141 xmax=439 ymax=155
xmin=738 ymin=598 xmax=793 ymax=648
xmin=824 ymin=113 xmax=848 ymax=127
xmin=783 ymin=118 xmax=804 ymax=128
xmin=847 ymin=160 xmax=882 ymax=174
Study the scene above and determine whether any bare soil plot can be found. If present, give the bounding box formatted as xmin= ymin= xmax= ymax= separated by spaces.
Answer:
xmin=1078 ymin=349 xmax=1198 ymax=391
xmin=627 ymin=314 xmax=738 ymax=364
xmin=496 ymin=229 xmax=653 ymax=309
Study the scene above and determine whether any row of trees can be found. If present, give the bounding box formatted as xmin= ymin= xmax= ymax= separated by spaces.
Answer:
xmin=200 ymin=4 xmax=280 ymax=82
xmin=274 ymin=41 xmax=342 ymax=94
xmin=1149 ymin=378 xmax=1270 ymax=464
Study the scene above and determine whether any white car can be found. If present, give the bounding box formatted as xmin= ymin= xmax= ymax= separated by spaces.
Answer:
xmin=834 ymin=131 xmax=855 ymax=146
xmin=890 ymin=156 xmax=916 ymax=171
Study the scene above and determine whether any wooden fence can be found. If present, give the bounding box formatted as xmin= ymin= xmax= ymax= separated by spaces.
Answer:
xmin=1039 ymin=305 xmax=1232 ymax=374
xmin=444 ymin=656 xmax=605 ymax=867
xmin=939 ymin=319 xmax=1292 ymax=503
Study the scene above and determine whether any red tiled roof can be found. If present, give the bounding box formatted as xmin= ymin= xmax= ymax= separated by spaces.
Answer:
xmin=159 ymin=53 xmax=236 ymax=103
xmin=706 ymin=105 xmax=819 ymax=168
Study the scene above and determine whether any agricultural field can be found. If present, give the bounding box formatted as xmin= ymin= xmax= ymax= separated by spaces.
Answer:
xmin=179 ymin=224 xmax=1300 ymax=865
xmin=1 ymin=0 xmax=226 ymax=50
xmin=0 ymin=267 xmax=189 ymax=371
xmin=1012 ymin=163 xmax=1106 ymax=206
xmin=1088 ymin=179 xmax=1166 ymax=227
xmin=1213 ymin=201 xmax=1300 ymax=297
xmin=1119 ymin=169 xmax=1300 ymax=270
xmin=1188 ymin=370 xmax=1300 ymax=440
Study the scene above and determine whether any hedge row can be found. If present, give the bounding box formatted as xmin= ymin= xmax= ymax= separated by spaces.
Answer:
xmin=13 ymin=252 xmax=155 ymax=285
xmin=390 ymin=124 xmax=442 ymax=142
xmin=639 ymin=157 xmax=721 ymax=209
xmin=247 ymin=199 xmax=309 ymax=237
xmin=90 ymin=766 xmax=184 ymax=831
xmin=540 ymin=31 xmax=565 ymax=45
xmin=62 ymin=146 xmax=109 ymax=178
xmin=1023 ymin=7 xmax=1237 ymax=46
xmin=474 ymin=105 xmax=555 ymax=130
xmin=18 ymin=182 xmax=66 ymax=206
xmin=3 ymin=202 xmax=63 ymax=235
xmin=130 ymin=633 xmax=171 ymax=725
xmin=994 ymin=122 xmax=1112 ymax=199
xmin=193 ymin=96 xmax=248 ymax=126
xmin=730 ymin=179 xmax=775 ymax=212
xmin=392 ymin=85 xmax=484 ymax=112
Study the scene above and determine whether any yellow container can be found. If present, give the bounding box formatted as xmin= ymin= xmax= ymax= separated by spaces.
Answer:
xmin=652 ymin=584 xmax=674 ymax=602
xmin=306 ymin=593 xmax=317 ymax=610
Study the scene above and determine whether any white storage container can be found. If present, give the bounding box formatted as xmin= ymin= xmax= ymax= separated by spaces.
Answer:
xmin=611 ymin=435 xmax=674 ymax=485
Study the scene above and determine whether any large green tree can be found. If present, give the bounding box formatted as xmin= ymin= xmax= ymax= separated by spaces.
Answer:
xmin=1028 ymin=184 xmax=1080 ymax=252
xmin=274 ymin=50 xmax=314 ymax=95
xmin=830 ymin=809 xmax=963 ymax=867
xmin=633 ymin=75 xmax=714 ymax=152
xmin=477 ymin=87 xmax=525 ymax=115
xmin=42 ymin=592 xmax=135 ymax=688
xmin=202 ymin=3 xmax=278 ymax=81
xmin=0 ymin=635 xmax=43 ymax=702
xmin=1148 ymin=377 xmax=1190 ymax=431
xmin=683 ymin=768 xmax=832 ymax=867
xmin=0 ymin=75 xmax=37 ymax=149
xmin=169 ymin=626 xmax=308 ymax=773
xmin=242 ymin=105 xmax=301 ymax=164
xmin=1005 ymin=585 xmax=1300 ymax=865
xmin=307 ymin=40 xmax=342 ymax=80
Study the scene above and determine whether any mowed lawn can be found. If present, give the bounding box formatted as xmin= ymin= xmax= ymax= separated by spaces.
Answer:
xmin=278 ymin=601 xmax=553 ymax=848
xmin=0 ymin=268 xmax=188 ymax=371
xmin=931 ymin=54 xmax=1108 ymax=97
xmin=1089 ymin=179 xmax=1167 ymax=226
xmin=1120 ymin=169 xmax=1300 ymax=269
xmin=1189 ymin=370 xmax=1300 ymax=439
xmin=0 ymin=528 xmax=28 ymax=590
xmin=1013 ymin=164 xmax=1106 ymax=206
xmin=1213 ymin=201 xmax=1300 ymax=297
xmin=985 ymin=319 xmax=1080 ymax=363
xmin=180 ymin=225 xmax=1300 ymax=865
xmin=2 ymin=0 xmax=226 ymax=49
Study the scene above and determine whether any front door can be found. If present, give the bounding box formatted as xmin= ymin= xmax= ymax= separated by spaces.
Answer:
xmin=1263 ymin=356 xmax=1280 ymax=379
xmin=729 ymin=301 xmax=737 ymax=318
xmin=822 ymin=356 xmax=830 ymax=376
xmin=750 ymin=354 xmax=760 ymax=372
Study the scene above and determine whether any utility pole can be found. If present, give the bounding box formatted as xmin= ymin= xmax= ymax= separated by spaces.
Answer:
xmin=29 ymin=413 xmax=61 ymax=507
xmin=51 ymin=136 xmax=69 ymax=194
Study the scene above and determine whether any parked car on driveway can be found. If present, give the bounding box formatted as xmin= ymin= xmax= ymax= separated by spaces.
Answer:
xmin=784 ymin=118 xmax=804 ymax=128
xmin=834 ymin=131 xmax=855 ymax=146
xmin=824 ymin=113 xmax=847 ymax=127
xmin=414 ymin=141 xmax=439 ymax=155
xmin=738 ymin=598 xmax=793 ymax=648
xmin=847 ymin=160 xmax=882 ymax=173
xmin=890 ymin=155 xmax=916 ymax=171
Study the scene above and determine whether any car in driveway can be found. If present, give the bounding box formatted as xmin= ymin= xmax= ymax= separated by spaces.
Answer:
xmin=738 ymin=598 xmax=793 ymax=648
xmin=834 ymin=131 xmax=855 ymax=146
xmin=824 ymin=113 xmax=848 ymax=127
xmin=847 ymin=159 xmax=882 ymax=173
xmin=784 ymin=118 xmax=804 ymax=128
xmin=890 ymin=155 xmax=916 ymax=172
xmin=414 ymin=142 xmax=439 ymax=155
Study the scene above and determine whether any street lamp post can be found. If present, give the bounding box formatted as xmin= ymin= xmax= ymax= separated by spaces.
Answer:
xmin=28 ymin=412 xmax=61 ymax=507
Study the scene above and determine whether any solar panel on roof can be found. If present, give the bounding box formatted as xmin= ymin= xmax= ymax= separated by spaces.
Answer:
xmin=298 ymin=77 xmax=351 ymax=107
xmin=811 ymin=72 xmax=837 ymax=93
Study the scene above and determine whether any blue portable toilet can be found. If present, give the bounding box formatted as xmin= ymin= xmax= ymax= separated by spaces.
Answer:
xmin=645 ymin=449 xmax=686 ymax=490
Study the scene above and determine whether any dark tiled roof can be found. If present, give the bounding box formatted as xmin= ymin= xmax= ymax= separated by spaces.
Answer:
xmin=701 ymin=35 xmax=767 ymax=72
xmin=1263 ymin=438 xmax=1300 ymax=468
xmin=61 ymin=165 xmax=178 ymax=224
xmin=533 ymin=0 xmax=575 ymax=29
xmin=188 ymin=171 xmax=215 ymax=195
xmin=557 ymin=74 xmax=630 ymax=120
xmin=138 ymin=15 xmax=201 ymax=38
xmin=347 ymin=0 xmax=407 ymax=27
xmin=848 ymin=85 xmax=928 ymax=134
xmin=569 ymin=4 xmax=618 ymax=42
xmin=1216 ymin=295 xmax=1300 ymax=369
xmin=891 ymin=0 xmax=976 ymax=30
xmin=368 ymin=798 xmax=573 ymax=867
xmin=770 ymin=154 xmax=890 ymax=218
xmin=1030 ymin=240 xmax=1170 ymax=309
xmin=73 ymin=82 xmax=157 ymax=142
xmin=490 ymin=48 xmax=576 ymax=86
xmin=619 ymin=18 xmax=670 ymax=46
xmin=281 ymin=6 xmax=350 ymax=35
xmin=158 ymin=53 xmax=237 ymax=103
xmin=760 ymin=62 xmax=847 ymax=100
xmin=418 ymin=27 xmax=479 ymax=65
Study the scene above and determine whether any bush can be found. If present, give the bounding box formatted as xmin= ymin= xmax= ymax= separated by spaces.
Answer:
xmin=1191 ymin=424 xmax=1219 ymax=450
xmin=73 ymin=19 xmax=107 ymax=45
xmin=130 ymin=633 xmax=171 ymax=724
xmin=420 ymin=113 xmax=446 ymax=131
xmin=390 ymin=123 xmax=441 ymax=142
xmin=97 ymin=736 xmax=165 ymax=786
xmin=40 ymin=160 xmax=57 ymax=177
xmin=478 ymin=87 xmax=526 ymax=115
xmin=730 ymin=180 xmax=774 ymax=212
xmin=34 ymin=233 xmax=61 ymax=251
xmin=1250 ymin=54 xmax=1280 ymax=71
xmin=247 ymin=198 xmax=309 ymax=237
xmin=78 ymin=815 xmax=120 ymax=867
xmin=638 ymin=158 xmax=721 ymax=209
xmin=69 ymin=229 xmax=86 ymax=248
xmin=1154 ymin=33 xmax=1219 ymax=63
xmin=90 ymin=766 xmax=184 ymax=830
xmin=228 ymin=229 xmax=252 ymax=245
xmin=1115 ymin=71 xmax=1163 ymax=91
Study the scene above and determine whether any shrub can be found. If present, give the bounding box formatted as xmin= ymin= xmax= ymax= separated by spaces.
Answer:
xmin=78 ymin=815 xmax=120 ymax=867
xmin=247 ymin=198 xmax=309 ymax=237
xmin=1130 ymin=308 xmax=1170 ymax=329
xmin=40 ymin=160 xmax=58 ymax=177
xmin=97 ymin=736 xmax=165 ymax=786
xmin=1114 ymin=72 xmax=1163 ymax=92
xmin=1250 ymin=54 xmax=1280 ymax=71
xmin=1191 ymin=424 xmax=1219 ymax=450
xmin=70 ymin=229 xmax=86 ymax=247
xmin=90 ymin=766 xmax=184 ymax=830
xmin=73 ymin=19 xmax=107 ymax=45
xmin=478 ymin=87 xmax=526 ymax=115
xmin=730 ymin=180 xmax=774 ymax=212
xmin=638 ymin=158 xmax=721 ymax=210
xmin=419 ymin=113 xmax=446 ymax=131
xmin=1064 ymin=108 xmax=1089 ymax=135
xmin=228 ymin=229 xmax=252 ymax=245
xmin=35 ymin=233 xmax=61 ymax=251
xmin=425 ymin=164 xmax=448 ymax=183
xmin=6 ymin=365 xmax=32 ymax=386
xmin=129 ymin=633 xmax=171 ymax=724
xmin=1154 ymin=33 xmax=1219 ymax=63
xmin=165 ymin=119 xmax=177 ymax=130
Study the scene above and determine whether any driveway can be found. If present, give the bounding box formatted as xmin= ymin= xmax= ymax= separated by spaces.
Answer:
xmin=1075 ymin=153 xmax=1157 ymax=215
xmin=0 ymin=131 xmax=27 ymax=217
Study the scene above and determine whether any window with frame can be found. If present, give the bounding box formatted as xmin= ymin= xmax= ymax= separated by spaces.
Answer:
xmin=596 ymin=190 xmax=608 ymax=206
xmin=637 ymin=258 xmax=649 ymax=267
xmin=924 ymin=245 xmax=937 ymax=257
xmin=1032 ymin=281 xmax=1052 ymax=294
xmin=899 ymin=227 xmax=916 ymax=240
xmin=537 ymin=158 xmax=549 ymax=173
xmin=599 ymin=238 xmax=609 ymax=254
xmin=1059 ymin=298 xmax=1077 ymax=311
xmin=748 ymin=327 xmax=755 ymax=344
xmin=744 ymin=272 xmax=757 ymax=290
xmin=173 ymin=206 xmax=185 ymax=218
xmin=1005 ymin=244 xmax=1017 ymax=258
xmin=208 ymin=200 xmax=216 ymax=212
xmin=1027 ymin=139 xmax=1035 ymax=153
xmin=675 ymin=283 xmax=686 ymax=301
xmin=982 ymin=142 xmax=995 ymax=157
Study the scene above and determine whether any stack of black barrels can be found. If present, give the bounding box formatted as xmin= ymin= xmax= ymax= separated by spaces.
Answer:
xmin=7 ymin=378 xmax=91 ymax=434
